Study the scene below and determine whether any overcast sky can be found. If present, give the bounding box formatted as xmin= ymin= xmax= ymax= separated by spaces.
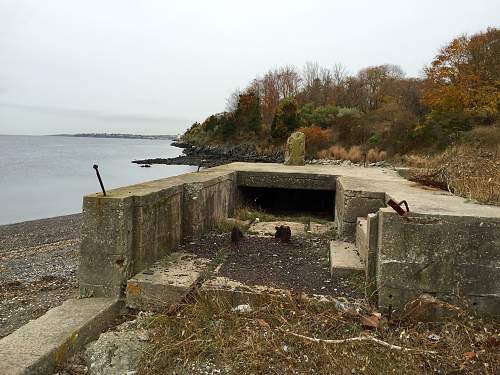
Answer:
xmin=1 ymin=0 xmax=499 ymax=135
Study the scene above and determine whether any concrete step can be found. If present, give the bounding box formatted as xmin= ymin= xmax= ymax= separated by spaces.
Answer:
xmin=355 ymin=217 xmax=368 ymax=263
xmin=0 ymin=298 xmax=120 ymax=375
xmin=329 ymin=240 xmax=364 ymax=277
xmin=126 ymin=252 xmax=211 ymax=311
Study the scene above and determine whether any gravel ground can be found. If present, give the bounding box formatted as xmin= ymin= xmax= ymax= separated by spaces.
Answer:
xmin=0 ymin=214 xmax=81 ymax=338
xmin=180 ymin=231 xmax=363 ymax=299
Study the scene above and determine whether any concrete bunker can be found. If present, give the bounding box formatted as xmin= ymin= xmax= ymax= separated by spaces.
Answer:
xmin=75 ymin=163 xmax=500 ymax=317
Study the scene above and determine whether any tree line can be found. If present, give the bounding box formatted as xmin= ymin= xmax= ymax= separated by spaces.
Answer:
xmin=183 ymin=27 xmax=499 ymax=158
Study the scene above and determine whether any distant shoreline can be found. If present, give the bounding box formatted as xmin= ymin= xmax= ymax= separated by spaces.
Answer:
xmin=52 ymin=133 xmax=178 ymax=140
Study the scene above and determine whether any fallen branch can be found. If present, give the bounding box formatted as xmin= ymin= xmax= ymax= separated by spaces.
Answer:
xmin=284 ymin=330 xmax=437 ymax=354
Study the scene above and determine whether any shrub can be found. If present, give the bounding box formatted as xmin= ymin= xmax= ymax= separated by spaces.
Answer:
xmin=347 ymin=146 xmax=362 ymax=162
xmin=317 ymin=149 xmax=329 ymax=159
xmin=366 ymin=148 xmax=379 ymax=162
xmin=299 ymin=126 xmax=334 ymax=158
xmin=328 ymin=145 xmax=348 ymax=160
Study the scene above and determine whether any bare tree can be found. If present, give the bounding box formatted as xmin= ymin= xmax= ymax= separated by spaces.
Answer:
xmin=225 ymin=88 xmax=241 ymax=112
xmin=302 ymin=61 xmax=321 ymax=91
xmin=277 ymin=65 xmax=301 ymax=98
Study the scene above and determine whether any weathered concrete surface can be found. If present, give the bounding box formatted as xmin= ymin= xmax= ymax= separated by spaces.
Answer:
xmin=126 ymin=252 xmax=211 ymax=311
xmin=284 ymin=131 xmax=305 ymax=166
xmin=0 ymin=297 xmax=120 ymax=375
xmin=85 ymin=312 xmax=152 ymax=375
xmin=79 ymin=162 xmax=500 ymax=314
xmin=237 ymin=171 xmax=336 ymax=190
xmin=377 ymin=209 xmax=500 ymax=316
xmin=200 ymin=275 xmax=291 ymax=306
xmin=365 ymin=213 xmax=379 ymax=284
xmin=355 ymin=217 xmax=368 ymax=262
xmin=329 ymin=241 xmax=364 ymax=276
xmin=335 ymin=179 xmax=386 ymax=241
xmin=213 ymin=162 xmax=500 ymax=218
xmin=79 ymin=170 xmax=236 ymax=298
xmin=182 ymin=173 xmax=237 ymax=240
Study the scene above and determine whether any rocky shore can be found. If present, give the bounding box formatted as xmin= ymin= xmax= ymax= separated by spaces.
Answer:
xmin=133 ymin=141 xmax=284 ymax=168
xmin=0 ymin=214 xmax=81 ymax=338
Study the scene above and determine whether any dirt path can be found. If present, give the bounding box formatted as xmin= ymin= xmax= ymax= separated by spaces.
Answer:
xmin=0 ymin=214 xmax=81 ymax=338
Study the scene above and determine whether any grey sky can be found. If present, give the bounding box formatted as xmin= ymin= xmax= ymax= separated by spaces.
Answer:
xmin=1 ymin=0 xmax=499 ymax=135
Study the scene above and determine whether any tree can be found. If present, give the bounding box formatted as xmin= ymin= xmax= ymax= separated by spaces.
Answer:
xmin=422 ymin=27 xmax=500 ymax=123
xmin=271 ymin=98 xmax=299 ymax=139
xmin=357 ymin=64 xmax=405 ymax=111
xmin=234 ymin=91 xmax=262 ymax=133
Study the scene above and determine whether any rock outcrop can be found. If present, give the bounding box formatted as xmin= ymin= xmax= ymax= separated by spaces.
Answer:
xmin=284 ymin=131 xmax=305 ymax=166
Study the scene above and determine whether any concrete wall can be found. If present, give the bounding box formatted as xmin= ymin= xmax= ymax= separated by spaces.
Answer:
xmin=237 ymin=171 xmax=336 ymax=191
xmin=335 ymin=179 xmax=386 ymax=241
xmin=377 ymin=209 xmax=500 ymax=316
xmin=183 ymin=174 xmax=237 ymax=241
xmin=79 ymin=171 xmax=236 ymax=298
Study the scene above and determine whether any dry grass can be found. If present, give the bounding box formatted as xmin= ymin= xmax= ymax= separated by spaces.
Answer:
xmin=409 ymin=145 xmax=500 ymax=204
xmin=328 ymin=145 xmax=349 ymax=160
xmin=319 ymin=145 xmax=387 ymax=163
xmin=138 ymin=293 xmax=499 ymax=375
xmin=348 ymin=146 xmax=362 ymax=162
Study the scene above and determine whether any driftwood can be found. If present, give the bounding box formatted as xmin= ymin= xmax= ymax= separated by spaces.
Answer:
xmin=283 ymin=330 xmax=437 ymax=354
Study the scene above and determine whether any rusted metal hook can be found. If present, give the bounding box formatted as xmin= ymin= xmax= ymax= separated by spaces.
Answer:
xmin=93 ymin=164 xmax=106 ymax=196
xmin=387 ymin=198 xmax=410 ymax=219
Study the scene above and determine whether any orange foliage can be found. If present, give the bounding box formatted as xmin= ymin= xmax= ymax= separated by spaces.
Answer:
xmin=423 ymin=28 xmax=500 ymax=120
xmin=299 ymin=126 xmax=333 ymax=158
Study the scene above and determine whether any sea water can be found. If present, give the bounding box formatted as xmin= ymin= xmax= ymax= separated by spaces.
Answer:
xmin=0 ymin=135 xmax=196 ymax=224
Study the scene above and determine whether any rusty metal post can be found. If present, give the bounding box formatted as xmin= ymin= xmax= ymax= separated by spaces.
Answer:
xmin=93 ymin=164 xmax=106 ymax=196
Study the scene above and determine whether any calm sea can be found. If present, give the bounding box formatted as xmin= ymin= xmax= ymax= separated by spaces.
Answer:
xmin=0 ymin=135 xmax=196 ymax=225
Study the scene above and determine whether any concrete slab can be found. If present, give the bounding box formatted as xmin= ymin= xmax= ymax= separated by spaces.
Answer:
xmin=329 ymin=240 xmax=364 ymax=277
xmin=0 ymin=297 xmax=120 ymax=375
xmin=199 ymin=275 xmax=291 ymax=306
xmin=126 ymin=252 xmax=211 ymax=311
xmin=199 ymin=275 xmax=357 ymax=312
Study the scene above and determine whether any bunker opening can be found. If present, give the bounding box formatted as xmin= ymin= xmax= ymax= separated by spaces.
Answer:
xmin=238 ymin=186 xmax=335 ymax=219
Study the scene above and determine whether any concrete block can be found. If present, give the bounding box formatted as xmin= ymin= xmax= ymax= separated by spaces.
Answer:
xmin=0 ymin=298 xmax=120 ymax=375
xmin=377 ymin=209 xmax=500 ymax=316
xmin=329 ymin=240 xmax=364 ymax=277
xmin=335 ymin=179 xmax=386 ymax=241
xmin=79 ymin=197 xmax=135 ymax=298
xmin=126 ymin=252 xmax=211 ymax=311
xmin=355 ymin=217 xmax=368 ymax=262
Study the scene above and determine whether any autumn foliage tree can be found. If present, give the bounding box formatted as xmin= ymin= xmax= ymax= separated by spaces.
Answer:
xmin=423 ymin=27 xmax=500 ymax=124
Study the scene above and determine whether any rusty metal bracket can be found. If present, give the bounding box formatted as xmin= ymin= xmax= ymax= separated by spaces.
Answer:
xmin=93 ymin=164 xmax=106 ymax=196
xmin=387 ymin=199 xmax=410 ymax=220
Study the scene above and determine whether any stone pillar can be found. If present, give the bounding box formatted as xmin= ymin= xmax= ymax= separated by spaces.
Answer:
xmin=284 ymin=131 xmax=305 ymax=166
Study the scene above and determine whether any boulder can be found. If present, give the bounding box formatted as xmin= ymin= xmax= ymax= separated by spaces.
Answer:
xmin=284 ymin=131 xmax=305 ymax=166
